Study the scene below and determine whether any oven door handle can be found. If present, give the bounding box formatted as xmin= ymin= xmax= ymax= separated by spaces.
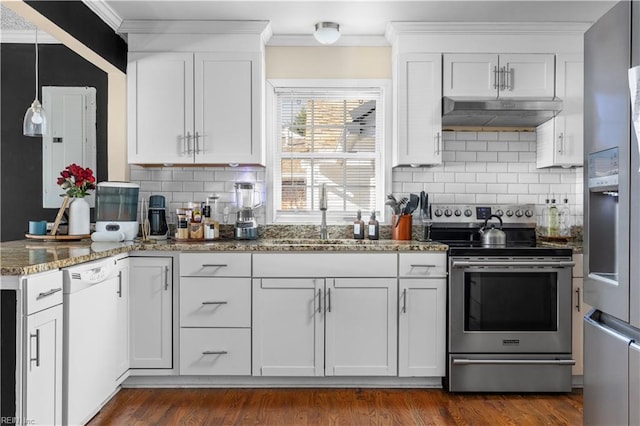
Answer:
xmin=451 ymin=260 xmax=575 ymax=268
xmin=452 ymin=359 xmax=576 ymax=366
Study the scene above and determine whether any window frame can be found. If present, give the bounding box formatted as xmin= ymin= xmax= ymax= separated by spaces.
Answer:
xmin=266 ymin=79 xmax=392 ymax=224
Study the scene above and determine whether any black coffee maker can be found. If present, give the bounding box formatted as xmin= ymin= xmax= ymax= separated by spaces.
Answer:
xmin=148 ymin=195 xmax=169 ymax=240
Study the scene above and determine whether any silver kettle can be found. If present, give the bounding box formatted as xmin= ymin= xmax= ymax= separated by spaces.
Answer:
xmin=479 ymin=214 xmax=506 ymax=247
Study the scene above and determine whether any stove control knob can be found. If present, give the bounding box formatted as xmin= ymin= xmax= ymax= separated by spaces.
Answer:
xmin=444 ymin=209 xmax=452 ymax=217
xmin=434 ymin=209 xmax=443 ymax=217
xmin=505 ymin=209 xmax=514 ymax=217
xmin=525 ymin=209 xmax=534 ymax=218
xmin=454 ymin=209 xmax=462 ymax=216
xmin=495 ymin=209 xmax=504 ymax=217
xmin=464 ymin=209 xmax=473 ymax=217
xmin=515 ymin=209 xmax=523 ymax=217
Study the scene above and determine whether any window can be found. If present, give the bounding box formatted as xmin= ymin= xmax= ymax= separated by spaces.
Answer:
xmin=269 ymin=82 xmax=387 ymax=223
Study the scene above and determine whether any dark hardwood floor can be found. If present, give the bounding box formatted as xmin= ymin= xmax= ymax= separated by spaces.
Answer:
xmin=87 ymin=388 xmax=583 ymax=425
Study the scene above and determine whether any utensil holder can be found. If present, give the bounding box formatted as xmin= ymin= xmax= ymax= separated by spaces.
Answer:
xmin=392 ymin=214 xmax=412 ymax=240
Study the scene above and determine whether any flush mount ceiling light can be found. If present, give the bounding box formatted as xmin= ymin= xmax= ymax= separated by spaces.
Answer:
xmin=314 ymin=22 xmax=340 ymax=45
xmin=23 ymin=29 xmax=47 ymax=137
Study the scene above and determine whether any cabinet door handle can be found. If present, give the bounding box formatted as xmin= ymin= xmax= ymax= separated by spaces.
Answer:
xmin=493 ymin=66 xmax=500 ymax=89
xmin=30 ymin=329 xmax=40 ymax=367
xmin=504 ymin=65 xmax=512 ymax=90
xmin=202 ymin=301 xmax=227 ymax=305
xmin=402 ymin=288 xmax=407 ymax=314
xmin=434 ymin=132 xmax=441 ymax=156
xmin=410 ymin=264 xmax=437 ymax=269
xmin=164 ymin=265 xmax=169 ymax=291
xmin=36 ymin=287 xmax=62 ymax=300
xmin=195 ymin=132 xmax=201 ymax=154
xmin=117 ymin=271 xmax=123 ymax=298
xmin=185 ymin=132 xmax=192 ymax=154
xmin=558 ymin=132 xmax=565 ymax=155
xmin=202 ymin=264 xmax=228 ymax=268
xmin=575 ymin=287 xmax=580 ymax=311
xmin=499 ymin=67 xmax=507 ymax=91
xmin=327 ymin=288 xmax=332 ymax=313
xmin=318 ymin=288 xmax=322 ymax=313
xmin=202 ymin=350 xmax=228 ymax=355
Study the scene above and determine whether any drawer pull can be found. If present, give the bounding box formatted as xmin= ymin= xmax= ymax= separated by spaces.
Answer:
xmin=36 ymin=288 xmax=62 ymax=300
xmin=410 ymin=264 xmax=436 ymax=268
xmin=202 ymin=301 xmax=228 ymax=305
xmin=202 ymin=264 xmax=228 ymax=268
xmin=202 ymin=350 xmax=228 ymax=355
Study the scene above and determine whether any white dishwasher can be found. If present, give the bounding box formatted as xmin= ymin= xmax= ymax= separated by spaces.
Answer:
xmin=63 ymin=256 xmax=122 ymax=425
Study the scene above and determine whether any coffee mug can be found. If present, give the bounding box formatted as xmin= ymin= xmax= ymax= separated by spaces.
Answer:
xmin=29 ymin=220 xmax=47 ymax=235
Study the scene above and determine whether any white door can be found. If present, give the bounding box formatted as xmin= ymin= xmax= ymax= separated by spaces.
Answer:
xmin=42 ymin=86 xmax=96 ymax=208
xmin=252 ymin=278 xmax=324 ymax=376
xmin=553 ymin=53 xmax=584 ymax=166
xmin=398 ymin=279 xmax=446 ymax=377
xmin=194 ymin=53 xmax=259 ymax=164
xmin=395 ymin=53 xmax=442 ymax=166
xmin=115 ymin=258 xmax=130 ymax=381
xmin=129 ymin=257 xmax=173 ymax=369
xmin=443 ymin=53 xmax=498 ymax=97
xmin=325 ymin=278 xmax=397 ymax=376
xmin=127 ymin=52 xmax=194 ymax=164
xmin=25 ymin=305 xmax=63 ymax=426
xmin=499 ymin=54 xmax=555 ymax=98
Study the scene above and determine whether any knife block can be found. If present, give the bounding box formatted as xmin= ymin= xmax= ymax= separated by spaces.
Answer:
xmin=392 ymin=214 xmax=412 ymax=240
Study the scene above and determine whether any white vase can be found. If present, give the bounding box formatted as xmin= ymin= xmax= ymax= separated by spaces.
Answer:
xmin=68 ymin=197 xmax=90 ymax=235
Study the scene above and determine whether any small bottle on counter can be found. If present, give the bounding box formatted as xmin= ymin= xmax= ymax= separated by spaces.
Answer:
xmin=548 ymin=198 xmax=559 ymax=237
xmin=176 ymin=208 xmax=189 ymax=240
xmin=367 ymin=211 xmax=379 ymax=240
xmin=353 ymin=210 xmax=365 ymax=239
xmin=559 ymin=197 xmax=571 ymax=237
xmin=204 ymin=195 xmax=220 ymax=240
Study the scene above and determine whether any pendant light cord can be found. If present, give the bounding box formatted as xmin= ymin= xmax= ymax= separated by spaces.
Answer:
xmin=34 ymin=29 xmax=39 ymax=101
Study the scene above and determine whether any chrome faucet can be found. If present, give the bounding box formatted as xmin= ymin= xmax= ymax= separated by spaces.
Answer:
xmin=320 ymin=183 xmax=328 ymax=239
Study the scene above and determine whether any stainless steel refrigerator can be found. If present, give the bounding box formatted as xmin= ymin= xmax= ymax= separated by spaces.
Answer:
xmin=584 ymin=2 xmax=640 ymax=425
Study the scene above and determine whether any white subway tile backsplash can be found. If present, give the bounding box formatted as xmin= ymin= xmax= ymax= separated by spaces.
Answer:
xmin=194 ymin=171 xmax=215 ymax=182
xmin=455 ymin=193 xmax=477 ymax=204
xmin=456 ymin=131 xmax=477 ymax=140
xmin=476 ymin=193 xmax=497 ymax=204
xmin=477 ymin=132 xmax=499 ymax=141
xmin=528 ymin=183 xmax=551 ymax=194
xmin=161 ymin=181 xmax=183 ymax=192
xmin=443 ymin=162 xmax=466 ymax=173
xmin=151 ymin=170 xmax=173 ymax=181
xmin=455 ymin=172 xmax=476 ymax=182
xmin=476 ymin=173 xmax=497 ymax=183
xmin=517 ymin=173 xmax=539 ymax=184
xmin=433 ymin=172 xmax=455 ymax=183
xmin=496 ymin=194 xmax=519 ymax=204
xmin=183 ymin=181 xmax=204 ymax=192
xmin=456 ymin=151 xmax=477 ymax=162
xmin=140 ymin=181 xmax=162 ymax=191
xmin=508 ymin=141 xmax=531 ymax=152
xmin=486 ymin=183 xmax=508 ymax=193
xmin=466 ymin=183 xmax=487 ymax=194
xmin=539 ymin=174 xmax=562 ymax=184
xmin=173 ymin=170 xmax=194 ymax=181
xmin=519 ymin=152 xmax=537 ymax=162
xmin=519 ymin=132 xmax=537 ymax=141
xmin=508 ymin=183 xmax=529 ymax=194
xmin=508 ymin=162 xmax=530 ymax=173
xmin=498 ymin=152 xmax=519 ymax=162
xmin=498 ymin=132 xmax=520 ymax=141
xmin=487 ymin=141 xmax=509 ymax=152
xmin=466 ymin=141 xmax=487 ymax=151
xmin=476 ymin=152 xmax=498 ymax=162
xmin=446 ymin=141 xmax=466 ymax=151
xmin=465 ymin=162 xmax=487 ymax=172
xmin=443 ymin=131 xmax=457 ymax=141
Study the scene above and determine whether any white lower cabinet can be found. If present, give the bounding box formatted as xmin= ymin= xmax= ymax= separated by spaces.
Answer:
xmin=252 ymin=253 xmax=398 ymax=377
xmin=179 ymin=253 xmax=252 ymax=375
xmin=130 ymin=256 xmax=173 ymax=369
xmin=23 ymin=270 xmax=64 ymax=426
xmin=115 ymin=257 xmax=130 ymax=381
xmin=571 ymin=253 xmax=590 ymax=376
xmin=398 ymin=253 xmax=447 ymax=377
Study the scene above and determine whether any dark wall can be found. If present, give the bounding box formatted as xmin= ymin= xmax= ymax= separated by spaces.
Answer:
xmin=26 ymin=0 xmax=127 ymax=72
xmin=0 ymin=44 xmax=108 ymax=241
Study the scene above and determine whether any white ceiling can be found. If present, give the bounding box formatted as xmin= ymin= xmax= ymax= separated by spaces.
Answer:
xmin=100 ymin=0 xmax=617 ymax=38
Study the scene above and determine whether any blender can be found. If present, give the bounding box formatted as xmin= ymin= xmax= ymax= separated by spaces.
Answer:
xmin=234 ymin=182 xmax=261 ymax=240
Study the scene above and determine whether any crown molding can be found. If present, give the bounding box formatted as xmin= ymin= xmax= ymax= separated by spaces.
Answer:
xmin=268 ymin=34 xmax=389 ymax=47
xmin=1 ymin=30 xmax=60 ymax=44
xmin=385 ymin=21 xmax=593 ymax=44
xmin=119 ymin=20 xmax=272 ymax=39
xmin=81 ymin=0 xmax=123 ymax=33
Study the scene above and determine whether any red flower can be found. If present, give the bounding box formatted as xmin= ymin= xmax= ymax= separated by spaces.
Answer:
xmin=57 ymin=163 xmax=96 ymax=198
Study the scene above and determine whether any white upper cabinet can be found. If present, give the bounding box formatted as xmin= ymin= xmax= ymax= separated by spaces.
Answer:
xmin=443 ymin=53 xmax=555 ymax=98
xmin=194 ymin=53 xmax=262 ymax=164
xmin=537 ymin=53 xmax=584 ymax=168
xmin=126 ymin=25 xmax=268 ymax=166
xmin=128 ymin=53 xmax=194 ymax=164
xmin=394 ymin=53 xmax=442 ymax=166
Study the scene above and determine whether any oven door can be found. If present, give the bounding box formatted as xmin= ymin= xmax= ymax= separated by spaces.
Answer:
xmin=449 ymin=257 xmax=574 ymax=354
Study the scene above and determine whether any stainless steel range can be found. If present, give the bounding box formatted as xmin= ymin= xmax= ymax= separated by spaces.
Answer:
xmin=430 ymin=204 xmax=575 ymax=392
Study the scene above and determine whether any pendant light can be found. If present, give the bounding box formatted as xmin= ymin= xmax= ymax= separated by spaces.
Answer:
xmin=23 ymin=29 xmax=47 ymax=137
xmin=314 ymin=22 xmax=340 ymax=45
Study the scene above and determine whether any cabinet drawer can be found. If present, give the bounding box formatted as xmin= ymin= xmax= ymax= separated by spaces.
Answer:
xmin=399 ymin=253 xmax=447 ymax=278
xmin=180 ymin=278 xmax=251 ymax=327
xmin=180 ymin=328 xmax=251 ymax=375
xmin=25 ymin=270 xmax=63 ymax=314
xmin=180 ymin=253 xmax=251 ymax=277
xmin=253 ymin=253 xmax=397 ymax=277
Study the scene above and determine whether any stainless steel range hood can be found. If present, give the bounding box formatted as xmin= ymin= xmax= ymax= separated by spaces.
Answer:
xmin=442 ymin=97 xmax=563 ymax=128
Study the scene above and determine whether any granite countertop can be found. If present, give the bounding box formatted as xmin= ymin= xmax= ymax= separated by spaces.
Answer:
xmin=0 ymin=238 xmax=448 ymax=276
